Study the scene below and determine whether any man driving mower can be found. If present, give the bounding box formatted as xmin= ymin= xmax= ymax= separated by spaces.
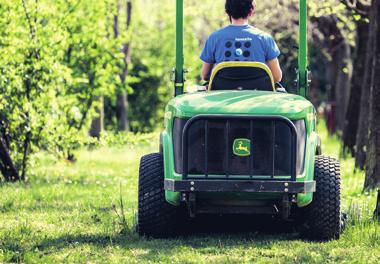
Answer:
xmin=200 ymin=0 xmax=283 ymax=83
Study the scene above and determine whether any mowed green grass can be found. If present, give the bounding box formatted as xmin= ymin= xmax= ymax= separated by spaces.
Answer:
xmin=0 ymin=126 xmax=379 ymax=263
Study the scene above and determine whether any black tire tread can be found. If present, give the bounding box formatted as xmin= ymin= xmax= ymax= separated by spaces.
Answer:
xmin=302 ymin=155 xmax=341 ymax=241
xmin=137 ymin=153 xmax=180 ymax=238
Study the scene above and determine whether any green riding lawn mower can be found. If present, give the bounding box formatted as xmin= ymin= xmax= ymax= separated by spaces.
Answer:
xmin=137 ymin=0 xmax=342 ymax=241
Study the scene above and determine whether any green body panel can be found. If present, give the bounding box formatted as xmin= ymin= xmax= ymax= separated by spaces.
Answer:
xmin=167 ymin=91 xmax=313 ymax=119
xmin=163 ymin=91 xmax=317 ymax=207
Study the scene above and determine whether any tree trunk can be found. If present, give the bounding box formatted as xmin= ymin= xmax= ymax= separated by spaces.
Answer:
xmin=364 ymin=0 xmax=380 ymax=190
xmin=116 ymin=92 xmax=128 ymax=131
xmin=89 ymin=96 xmax=104 ymax=138
xmin=375 ymin=190 xmax=380 ymax=221
xmin=312 ymin=15 xmax=352 ymax=134
xmin=0 ymin=136 xmax=20 ymax=181
xmin=334 ymin=40 xmax=352 ymax=134
xmin=355 ymin=65 xmax=371 ymax=169
xmin=114 ymin=0 xmax=132 ymax=133
xmin=356 ymin=1 xmax=376 ymax=170
xmin=342 ymin=20 xmax=370 ymax=156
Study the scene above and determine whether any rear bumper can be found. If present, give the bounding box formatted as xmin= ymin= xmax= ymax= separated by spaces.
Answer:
xmin=164 ymin=179 xmax=316 ymax=194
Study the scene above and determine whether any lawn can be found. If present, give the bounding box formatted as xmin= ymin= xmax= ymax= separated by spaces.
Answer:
xmin=0 ymin=126 xmax=379 ymax=263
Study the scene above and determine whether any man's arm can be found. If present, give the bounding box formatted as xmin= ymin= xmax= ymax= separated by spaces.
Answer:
xmin=201 ymin=62 xmax=214 ymax=81
xmin=266 ymin=58 xmax=282 ymax=83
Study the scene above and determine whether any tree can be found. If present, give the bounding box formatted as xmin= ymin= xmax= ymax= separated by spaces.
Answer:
xmin=0 ymin=139 xmax=20 ymax=181
xmin=114 ymin=0 xmax=132 ymax=132
xmin=0 ymin=0 xmax=123 ymax=179
xmin=375 ymin=190 xmax=380 ymax=220
xmin=342 ymin=19 xmax=370 ymax=156
xmin=89 ymin=97 xmax=104 ymax=138
xmin=343 ymin=0 xmax=374 ymax=169
xmin=339 ymin=0 xmax=371 ymax=158
xmin=364 ymin=0 xmax=380 ymax=189
xmin=311 ymin=13 xmax=353 ymax=134
xmin=355 ymin=27 xmax=373 ymax=169
xmin=55 ymin=0 xmax=121 ymax=159
xmin=0 ymin=0 xmax=63 ymax=181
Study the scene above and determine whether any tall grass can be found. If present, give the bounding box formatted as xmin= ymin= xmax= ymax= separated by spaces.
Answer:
xmin=317 ymin=121 xmax=379 ymax=247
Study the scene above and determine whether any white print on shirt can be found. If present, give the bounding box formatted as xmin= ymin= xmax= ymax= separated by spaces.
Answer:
xmin=235 ymin=37 xmax=253 ymax=41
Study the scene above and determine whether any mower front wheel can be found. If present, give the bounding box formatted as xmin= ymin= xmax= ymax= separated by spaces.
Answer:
xmin=137 ymin=153 xmax=183 ymax=238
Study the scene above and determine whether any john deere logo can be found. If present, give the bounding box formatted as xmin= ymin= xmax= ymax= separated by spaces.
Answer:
xmin=233 ymin=139 xmax=251 ymax=157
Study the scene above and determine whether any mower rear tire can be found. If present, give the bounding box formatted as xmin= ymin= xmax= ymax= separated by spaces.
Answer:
xmin=137 ymin=153 xmax=183 ymax=238
xmin=300 ymin=156 xmax=341 ymax=241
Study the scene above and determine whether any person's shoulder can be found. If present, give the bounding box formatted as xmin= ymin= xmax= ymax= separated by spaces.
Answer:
xmin=247 ymin=26 xmax=273 ymax=39
xmin=208 ymin=25 xmax=232 ymax=38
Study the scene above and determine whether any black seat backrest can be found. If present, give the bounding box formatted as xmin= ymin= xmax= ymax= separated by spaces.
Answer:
xmin=209 ymin=62 xmax=275 ymax=91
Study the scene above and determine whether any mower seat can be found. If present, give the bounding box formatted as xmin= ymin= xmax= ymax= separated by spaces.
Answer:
xmin=208 ymin=62 xmax=275 ymax=92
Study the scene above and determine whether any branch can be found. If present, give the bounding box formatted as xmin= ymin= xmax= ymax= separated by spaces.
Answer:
xmin=21 ymin=0 xmax=36 ymax=41
xmin=120 ymin=0 xmax=132 ymax=83
xmin=21 ymin=0 xmax=41 ymax=180
xmin=340 ymin=0 xmax=371 ymax=16
xmin=126 ymin=0 xmax=132 ymax=30
xmin=22 ymin=0 xmax=40 ymax=60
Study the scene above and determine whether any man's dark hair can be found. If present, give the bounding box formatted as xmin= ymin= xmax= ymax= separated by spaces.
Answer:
xmin=225 ymin=0 xmax=256 ymax=20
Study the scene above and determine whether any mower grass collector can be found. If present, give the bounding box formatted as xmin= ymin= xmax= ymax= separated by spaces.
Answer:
xmin=137 ymin=0 xmax=341 ymax=241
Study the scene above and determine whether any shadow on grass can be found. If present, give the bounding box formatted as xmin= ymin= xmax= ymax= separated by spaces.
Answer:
xmin=35 ymin=215 xmax=300 ymax=260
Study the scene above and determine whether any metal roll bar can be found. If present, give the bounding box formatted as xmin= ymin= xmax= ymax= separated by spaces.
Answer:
xmin=174 ymin=0 xmax=309 ymax=98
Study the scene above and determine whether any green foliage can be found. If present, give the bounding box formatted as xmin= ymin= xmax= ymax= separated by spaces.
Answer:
xmin=0 ymin=0 xmax=361 ymax=179
xmin=50 ymin=0 xmax=122 ymax=158
xmin=127 ymin=0 xmax=201 ymax=132
xmin=0 ymin=0 xmax=126 ymax=178
xmin=0 ymin=0 xmax=68 ymax=178
xmin=90 ymin=130 xmax=159 ymax=149
xmin=128 ymin=59 xmax=163 ymax=132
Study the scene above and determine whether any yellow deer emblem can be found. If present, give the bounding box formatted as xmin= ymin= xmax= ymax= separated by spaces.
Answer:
xmin=233 ymin=139 xmax=251 ymax=156
xmin=236 ymin=141 xmax=249 ymax=153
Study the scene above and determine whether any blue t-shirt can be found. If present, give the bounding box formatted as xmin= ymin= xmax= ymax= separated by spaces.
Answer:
xmin=200 ymin=25 xmax=280 ymax=64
